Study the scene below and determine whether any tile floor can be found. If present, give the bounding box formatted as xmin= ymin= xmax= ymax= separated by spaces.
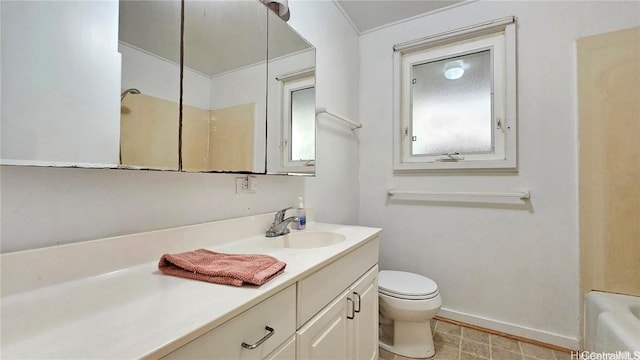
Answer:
xmin=379 ymin=319 xmax=572 ymax=360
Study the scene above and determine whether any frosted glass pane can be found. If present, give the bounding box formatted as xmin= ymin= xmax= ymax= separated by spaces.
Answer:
xmin=411 ymin=50 xmax=492 ymax=156
xmin=291 ymin=86 xmax=315 ymax=161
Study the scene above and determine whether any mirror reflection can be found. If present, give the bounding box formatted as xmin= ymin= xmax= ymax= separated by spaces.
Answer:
xmin=290 ymin=86 xmax=316 ymax=163
xmin=1 ymin=0 xmax=316 ymax=175
xmin=119 ymin=0 xmax=181 ymax=170
xmin=266 ymin=9 xmax=316 ymax=174
xmin=181 ymin=0 xmax=268 ymax=173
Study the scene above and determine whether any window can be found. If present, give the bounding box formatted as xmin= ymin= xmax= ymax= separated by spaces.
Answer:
xmin=281 ymin=75 xmax=315 ymax=172
xmin=393 ymin=17 xmax=517 ymax=171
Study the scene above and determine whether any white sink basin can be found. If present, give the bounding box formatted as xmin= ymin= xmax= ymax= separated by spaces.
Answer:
xmin=281 ymin=231 xmax=346 ymax=249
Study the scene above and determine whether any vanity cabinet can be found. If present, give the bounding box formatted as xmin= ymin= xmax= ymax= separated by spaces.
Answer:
xmin=161 ymin=237 xmax=379 ymax=360
xmin=0 ymin=215 xmax=382 ymax=359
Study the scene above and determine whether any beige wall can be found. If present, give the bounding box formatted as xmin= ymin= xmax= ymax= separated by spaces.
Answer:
xmin=579 ymin=26 xmax=640 ymax=297
xmin=181 ymin=103 xmax=255 ymax=172
xmin=121 ymin=94 xmax=254 ymax=172
xmin=209 ymin=103 xmax=254 ymax=172
xmin=120 ymin=94 xmax=179 ymax=170
xmin=182 ymin=106 xmax=210 ymax=172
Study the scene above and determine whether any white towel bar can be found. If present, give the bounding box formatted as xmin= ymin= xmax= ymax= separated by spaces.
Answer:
xmin=316 ymin=107 xmax=362 ymax=130
xmin=387 ymin=189 xmax=531 ymax=200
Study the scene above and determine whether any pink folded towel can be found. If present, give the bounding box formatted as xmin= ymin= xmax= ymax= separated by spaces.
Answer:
xmin=158 ymin=249 xmax=286 ymax=287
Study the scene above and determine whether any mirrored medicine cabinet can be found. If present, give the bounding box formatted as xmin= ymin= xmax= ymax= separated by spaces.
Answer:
xmin=0 ymin=0 xmax=316 ymax=175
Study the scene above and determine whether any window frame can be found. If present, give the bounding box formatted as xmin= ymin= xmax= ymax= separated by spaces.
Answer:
xmin=393 ymin=17 xmax=517 ymax=171
xmin=279 ymin=74 xmax=316 ymax=173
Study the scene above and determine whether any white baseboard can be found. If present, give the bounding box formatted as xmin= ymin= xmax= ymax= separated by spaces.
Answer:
xmin=438 ymin=308 xmax=580 ymax=350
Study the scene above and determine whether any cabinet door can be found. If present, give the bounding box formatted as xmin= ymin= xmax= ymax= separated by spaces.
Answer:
xmin=296 ymin=290 xmax=350 ymax=360
xmin=349 ymin=266 xmax=379 ymax=360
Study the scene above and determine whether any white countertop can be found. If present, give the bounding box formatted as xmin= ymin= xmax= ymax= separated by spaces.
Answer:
xmin=0 ymin=219 xmax=381 ymax=359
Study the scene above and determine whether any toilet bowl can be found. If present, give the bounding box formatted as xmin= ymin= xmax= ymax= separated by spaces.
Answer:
xmin=379 ymin=270 xmax=442 ymax=359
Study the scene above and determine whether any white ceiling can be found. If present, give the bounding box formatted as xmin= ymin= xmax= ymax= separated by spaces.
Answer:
xmin=335 ymin=0 xmax=466 ymax=33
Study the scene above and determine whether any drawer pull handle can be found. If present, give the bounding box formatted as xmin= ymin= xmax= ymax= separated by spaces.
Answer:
xmin=241 ymin=326 xmax=275 ymax=350
xmin=354 ymin=292 xmax=361 ymax=313
xmin=347 ymin=298 xmax=355 ymax=320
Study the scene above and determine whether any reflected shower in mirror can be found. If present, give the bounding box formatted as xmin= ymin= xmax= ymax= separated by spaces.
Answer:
xmin=119 ymin=0 xmax=181 ymax=170
xmin=181 ymin=0 xmax=269 ymax=173
xmin=121 ymin=88 xmax=141 ymax=101
xmin=0 ymin=0 xmax=316 ymax=175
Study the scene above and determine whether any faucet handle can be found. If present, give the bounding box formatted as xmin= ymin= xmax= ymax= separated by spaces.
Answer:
xmin=275 ymin=207 xmax=292 ymax=222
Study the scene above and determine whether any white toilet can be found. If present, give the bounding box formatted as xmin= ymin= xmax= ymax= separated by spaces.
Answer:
xmin=378 ymin=270 xmax=442 ymax=359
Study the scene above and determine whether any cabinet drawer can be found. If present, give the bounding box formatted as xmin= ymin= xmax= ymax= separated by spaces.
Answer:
xmin=163 ymin=285 xmax=296 ymax=360
xmin=297 ymin=237 xmax=379 ymax=327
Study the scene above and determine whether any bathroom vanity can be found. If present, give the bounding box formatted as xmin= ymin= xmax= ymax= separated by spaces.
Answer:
xmin=0 ymin=213 xmax=381 ymax=359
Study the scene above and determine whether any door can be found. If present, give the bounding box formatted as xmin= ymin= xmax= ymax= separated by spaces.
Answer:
xmin=578 ymin=26 xmax=640 ymax=297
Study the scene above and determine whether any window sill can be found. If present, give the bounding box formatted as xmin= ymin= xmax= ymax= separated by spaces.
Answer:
xmin=393 ymin=158 xmax=517 ymax=172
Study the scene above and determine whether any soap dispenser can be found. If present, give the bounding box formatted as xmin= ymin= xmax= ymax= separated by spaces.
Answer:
xmin=296 ymin=197 xmax=306 ymax=230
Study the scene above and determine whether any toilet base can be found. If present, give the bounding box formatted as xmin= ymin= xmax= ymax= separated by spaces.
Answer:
xmin=379 ymin=320 xmax=435 ymax=359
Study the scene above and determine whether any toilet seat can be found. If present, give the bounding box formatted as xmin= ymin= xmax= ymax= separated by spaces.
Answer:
xmin=379 ymin=270 xmax=439 ymax=300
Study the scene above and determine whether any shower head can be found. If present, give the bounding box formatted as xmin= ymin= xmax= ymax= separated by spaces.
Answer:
xmin=121 ymin=88 xmax=141 ymax=101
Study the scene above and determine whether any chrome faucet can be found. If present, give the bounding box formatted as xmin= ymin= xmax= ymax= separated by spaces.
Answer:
xmin=266 ymin=207 xmax=298 ymax=237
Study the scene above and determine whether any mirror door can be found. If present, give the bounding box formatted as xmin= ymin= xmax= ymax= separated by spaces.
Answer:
xmin=266 ymin=8 xmax=316 ymax=174
xmin=181 ymin=0 xmax=268 ymax=173
xmin=1 ymin=1 xmax=121 ymax=167
xmin=119 ymin=0 xmax=182 ymax=170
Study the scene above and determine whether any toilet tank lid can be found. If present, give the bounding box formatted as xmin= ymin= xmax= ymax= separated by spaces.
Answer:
xmin=378 ymin=270 xmax=438 ymax=297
